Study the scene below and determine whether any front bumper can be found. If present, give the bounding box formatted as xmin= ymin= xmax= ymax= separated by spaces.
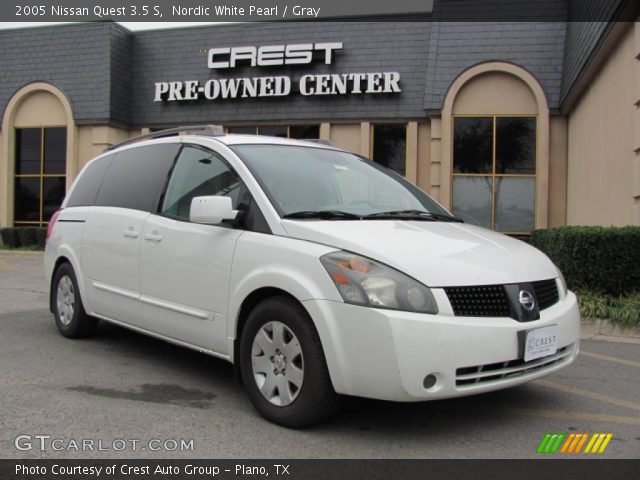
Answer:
xmin=303 ymin=290 xmax=580 ymax=402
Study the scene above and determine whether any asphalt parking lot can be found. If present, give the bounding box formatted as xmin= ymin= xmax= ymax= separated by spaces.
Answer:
xmin=1 ymin=251 xmax=639 ymax=459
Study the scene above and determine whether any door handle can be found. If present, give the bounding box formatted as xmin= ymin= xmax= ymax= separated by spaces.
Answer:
xmin=144 ymin=232 xmax=163 ymax=243
xmin=123 ymin=228 xmax=139 ymax=239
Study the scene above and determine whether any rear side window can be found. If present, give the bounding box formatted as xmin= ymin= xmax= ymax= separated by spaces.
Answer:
xmin=66 ymin=154 xmax=115 ymax=207
xmin=95 ymin=144 xmax=179 ymax=212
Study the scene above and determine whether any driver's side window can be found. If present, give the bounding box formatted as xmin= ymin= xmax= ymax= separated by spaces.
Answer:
xmin=161 ymin=145 xmax=241 ymax=221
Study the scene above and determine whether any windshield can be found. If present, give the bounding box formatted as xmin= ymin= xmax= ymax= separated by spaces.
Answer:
xmin=232 ymin=144 xmax=453 ymax=219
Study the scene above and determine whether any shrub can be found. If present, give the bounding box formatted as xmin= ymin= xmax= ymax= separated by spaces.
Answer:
xmin=530 ymin=226 xmax=640 ymax=295
xmin=578 ymin=290 xmax=640 ymax=327
xmin=17 ymin=227 xmax=37 ymax=247
xmin=0 ymin=227 xmax=46 ymax=250
xmin=0 ymin=227 xmax=21 ymax=248
xmin=35 ymin=228 xmax=47 ymax=249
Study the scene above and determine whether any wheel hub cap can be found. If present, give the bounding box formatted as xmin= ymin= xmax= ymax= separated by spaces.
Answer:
xmin=56 ymin=275 xmax=75 ymax=326
xmin=251 ymin=321 xmax=304 ymax=407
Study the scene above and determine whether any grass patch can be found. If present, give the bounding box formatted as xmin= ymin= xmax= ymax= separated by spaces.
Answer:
xmin=577 ymin=290 xmax=640 ymax=328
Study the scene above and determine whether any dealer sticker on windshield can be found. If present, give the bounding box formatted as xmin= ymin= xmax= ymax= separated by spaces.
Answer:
xmin=524 ymin=324 xmax=558 ymax=362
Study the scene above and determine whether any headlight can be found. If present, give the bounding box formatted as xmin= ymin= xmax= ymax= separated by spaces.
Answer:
xmin=320 ymin=252 xmax=438 ymax=314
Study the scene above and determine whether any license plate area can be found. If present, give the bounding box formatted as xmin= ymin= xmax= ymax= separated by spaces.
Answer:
xmin=524 ymin=324 xmax=558 ymax=362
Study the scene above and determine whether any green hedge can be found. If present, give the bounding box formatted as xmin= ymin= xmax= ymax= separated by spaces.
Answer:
xmin=0 ymin=227 xmax=46 ymax=250
xmin=530 ymin=226 xmax=640 ymax=295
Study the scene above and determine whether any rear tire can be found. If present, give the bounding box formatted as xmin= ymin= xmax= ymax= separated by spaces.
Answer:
xmin=52 ymin=263 xmax=98 ymax=338
xmin=239 ymin=296 xmax=341 ymax=428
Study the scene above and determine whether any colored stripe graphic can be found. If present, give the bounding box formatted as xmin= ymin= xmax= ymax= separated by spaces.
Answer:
xmin=585 ymin=433 xmax=613 ymax=454
xmin=574 ymin=434 xmax=589 ymax=453
xmin=537 ymin=433 xmax=565 ymax=453
xmin=539 ymin=433 xmax=613 ymax=454
xmin=560 ymin=433 xmax=589 ymax=453
xmin=537 ymin=434 xmax=552 ymax=453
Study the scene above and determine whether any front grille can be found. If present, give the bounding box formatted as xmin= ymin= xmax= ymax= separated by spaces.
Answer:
xmin=456 ymin=344 xmax=574 ymax=387
xmin=444 ymin=285 xmax=510 ymax=317
xmin=445 ymin=279 xmax=561 ymax=318
xmin=533 ymin=279 xmax=560 ymax=310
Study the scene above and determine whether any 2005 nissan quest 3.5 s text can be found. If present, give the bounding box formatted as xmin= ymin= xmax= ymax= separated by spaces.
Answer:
xmin=45 ymin=125 xmax=580 ymax=427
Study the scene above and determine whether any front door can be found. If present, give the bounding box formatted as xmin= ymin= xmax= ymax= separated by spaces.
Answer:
xmin=139 ymin=145 xmax=245 ymax=355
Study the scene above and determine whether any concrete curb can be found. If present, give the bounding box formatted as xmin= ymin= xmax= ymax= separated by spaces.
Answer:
xmin=581 ymin=318 xmax=640 ymax=341
xmin=0 ymin=249 xmax=44 ymax=254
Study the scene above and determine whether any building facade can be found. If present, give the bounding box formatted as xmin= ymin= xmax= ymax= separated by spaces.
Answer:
xmin=1 ymin=0 xmax=639 ymax=233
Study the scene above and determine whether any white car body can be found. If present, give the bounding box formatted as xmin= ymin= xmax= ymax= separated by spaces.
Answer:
xmin=45 ymin=133 xmax=580 ymax=407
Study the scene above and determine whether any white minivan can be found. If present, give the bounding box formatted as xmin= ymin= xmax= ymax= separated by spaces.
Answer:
xmin=45 ymin=126 xmax=580 ymax=427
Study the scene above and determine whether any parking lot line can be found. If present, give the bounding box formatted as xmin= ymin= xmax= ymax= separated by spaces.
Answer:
xmin=506 ymin=407 xmax=640 ymax=426
xmin=580 ymin=350 xmax=640 ymax=369
xmin=535 ymin=379 xmax=640 ymax=413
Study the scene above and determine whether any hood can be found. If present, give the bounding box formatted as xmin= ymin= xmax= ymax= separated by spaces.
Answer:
xmin=281 ymin=220 xmax=558 ymax=287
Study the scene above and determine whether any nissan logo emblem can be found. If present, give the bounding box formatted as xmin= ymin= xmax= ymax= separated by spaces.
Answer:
xmin=518 ymin=290 xmax=536 ymax=311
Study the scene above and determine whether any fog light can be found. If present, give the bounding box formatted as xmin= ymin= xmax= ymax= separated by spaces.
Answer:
xmin=423 ymin=374 xmax=437 ymax=390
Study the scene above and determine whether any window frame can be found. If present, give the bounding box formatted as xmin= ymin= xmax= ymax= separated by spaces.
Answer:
xmin=451 ymin=114 xmax=538 ymax=235
xmin=14 ymin=126 xmax=67 ymax=227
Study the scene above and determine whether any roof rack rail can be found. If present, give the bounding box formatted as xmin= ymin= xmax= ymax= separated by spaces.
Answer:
xmin=105 ymin=125 xmax=224 ymax=151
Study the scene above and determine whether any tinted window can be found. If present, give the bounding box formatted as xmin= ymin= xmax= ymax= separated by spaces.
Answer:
xmin=43 ymin=177 xmax=66 ymax=221
xmin=14 ymin=127 xmax=67 ymax=226
xmin=67 ymin=155 xmax=115 ymax=207
xmin=161 ymin=145 xmax=242 ymax=221
xmin=15 ymin=128 xmax=41 ymax=175
xmin=453 ymin=117 xmax=493 ymax=174
xmin=14 ymin=177 xmax=40 ymax=222
xmin=227 ymin=126 xmax=257 ymax=134
xmin=289 ymin=125 xmax=320 ymax=140
xmin=495 ymin=117 xmax=536 ymax=174
xmin=43 ymin=127 xmax=67 ymax=174
xmin=372 ymin=124 xmax=406 ymax=175
xmin=452 ymin=116 xmax=536 ymax=233
xmin=258 ymin=126 xmax=287 ymax=137
xmin=96 ymin=144 xmax=179 ymax=212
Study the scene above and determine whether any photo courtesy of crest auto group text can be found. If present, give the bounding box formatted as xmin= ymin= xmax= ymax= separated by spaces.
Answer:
xmin=0 ymin=0 xmax=639 ymax=479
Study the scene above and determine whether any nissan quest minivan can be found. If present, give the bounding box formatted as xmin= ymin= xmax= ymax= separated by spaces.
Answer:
xmin=45 ymin=125 xmax=580 ymax=427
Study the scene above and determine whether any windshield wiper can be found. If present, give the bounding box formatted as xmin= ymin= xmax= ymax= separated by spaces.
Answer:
xmin=282 ymin=209 xmax=463 ymax=222
xmin=282 ymin=210 xmax=362 ymax=220
xmin=364 ymin=209 xmax=463 ymax=222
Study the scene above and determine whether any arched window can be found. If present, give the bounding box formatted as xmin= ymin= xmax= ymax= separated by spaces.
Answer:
xmin=441 ymin=63 xmax=550 ymax=234
xmin=1 ymin=83 xmax=75 ymax=227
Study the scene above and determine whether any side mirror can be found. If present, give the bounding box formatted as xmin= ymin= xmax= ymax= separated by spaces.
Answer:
xmin=190 ymin=196 xmax=238 ymax=224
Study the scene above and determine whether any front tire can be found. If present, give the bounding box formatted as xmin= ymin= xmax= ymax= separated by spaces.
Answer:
xmin=52 ymin=263 xmax=98 ymax=338
xmin=239 ymin=296 xmax=341 ymax=428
